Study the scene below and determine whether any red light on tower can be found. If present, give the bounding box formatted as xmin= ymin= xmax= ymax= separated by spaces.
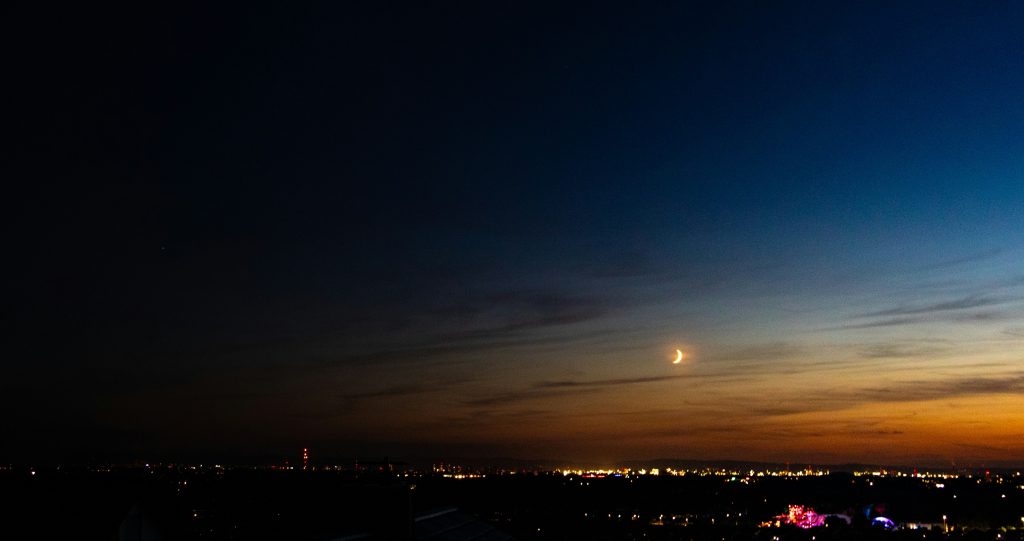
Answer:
xmin=303 ymin=448 xmax=309 ymax=471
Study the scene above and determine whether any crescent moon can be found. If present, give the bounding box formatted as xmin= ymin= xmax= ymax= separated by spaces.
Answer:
xmin=673 ymin=349 xmax=684 ymax=364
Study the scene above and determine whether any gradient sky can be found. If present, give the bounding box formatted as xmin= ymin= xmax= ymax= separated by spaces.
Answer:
xmin=7 ymin=2 xmax=1024 ymax=466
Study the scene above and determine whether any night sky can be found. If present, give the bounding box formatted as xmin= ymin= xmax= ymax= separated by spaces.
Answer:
xmin=7 ymin=2 xmax=1024 ymax=466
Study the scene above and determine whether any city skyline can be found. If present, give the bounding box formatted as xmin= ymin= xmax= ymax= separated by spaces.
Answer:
xmin=7 ymin=2 xmax=1024 ymax=466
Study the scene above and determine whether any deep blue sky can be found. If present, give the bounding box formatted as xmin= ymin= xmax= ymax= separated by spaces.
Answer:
xmin=6 ymin=2 xmax=1024 ymax=465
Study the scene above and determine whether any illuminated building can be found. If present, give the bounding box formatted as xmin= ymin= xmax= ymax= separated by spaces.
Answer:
xmin=776 ymin=505 xmax=825 ymax=528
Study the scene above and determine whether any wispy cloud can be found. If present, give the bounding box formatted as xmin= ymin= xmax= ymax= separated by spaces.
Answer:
xmin=535 ymin=375 xmax=692 ymax=389
xmin=342 ymin=384 xmax=430 ymax=400
xmin=825 ymin=317 xmax=922 ymax=330
xmin=333 ymin=383 xmax=440 ymax=413
xmin=702 ymin=342 xmax=804 ymax=363
xmin=435 ymin=290 xmax=617 ymax=337
xmin=916 ymin=248 xmax=1004 ymax=271
xmin=328 ymin=326 xmax=629 ymax=367
xmin=823 ymin=293 xmax=1019 ymax=330
xmin=859 ymin=343 xmax=951 ymax=359
xmin=860 ymin=373 xmax=1024 ymax=403
xmin=858 ymin=295 xmax=1012 ymax=318
xmin=585 ymin=250 xmax=658 ymax=279
xmin=759 ymin=372 xmax=1024 ymax=418
xmin=1003 ymin=326 xmax=1024 ymax=337
xmin=826 ymin=313 xmax=1016 ymax=331
xmin=845 ymin=429 xmax=905 ymax=436
xmin=463 ymin=387 xmax=605 ymax=407
xmin=464 ymin=374 xmax=693 ymax=407
xmin=952 ymin=442 xmax=1022 ymax=453
xmin=439 ymin=408 xmax=557 ymax=427
xmin=701 ymin=372 xmax=1024 ymax=421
